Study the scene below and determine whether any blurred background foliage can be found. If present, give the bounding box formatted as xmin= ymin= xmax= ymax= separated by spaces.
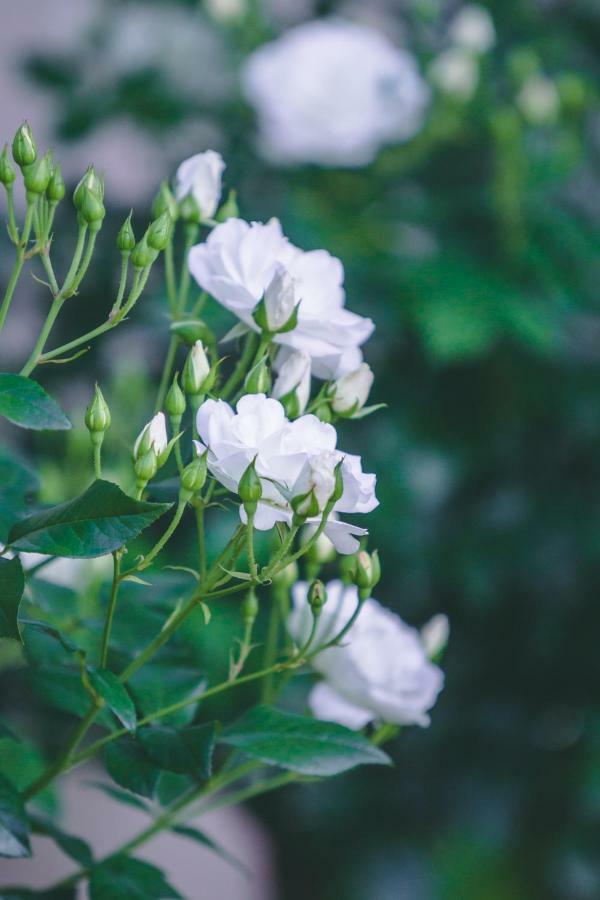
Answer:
xmin=2 ymin=0 xmax=600 ymax=897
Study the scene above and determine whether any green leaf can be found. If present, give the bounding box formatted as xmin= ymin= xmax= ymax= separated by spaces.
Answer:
xmin=0 ymin=373 xmax=71 ymax=430
xmin=8 ymin=480 xmax=171 ymax=558
xmin=0 ymin=773 xmax=30 ymax=858
xmin=0 ymin=448 xmax=38 ymax=543
xmin=138 ymin=723 xmax=215 ymax=778
xmin=89 ymin=855 xmax=181 ymax=900
xmin=85 ymin=781 xmax=150 ymax=812
xmin=30 ymin=814 xmax=93 ymax=866
xmin=29 ymin=667 xmax=113 ymax=729
xmin=104 ymin=738 xmax=161 ymax=799
xmin=221 ymin=705 xmax=391 ymax=777
xmin=128 ymin=663 xmax=205 ymax=728
xmin=87 ymin=668 xmax=136 ymax=731
xmin=0 ymin=556 xmax=24 ymax=642
xmin=171 ymin=825 xmax=248 ymax=875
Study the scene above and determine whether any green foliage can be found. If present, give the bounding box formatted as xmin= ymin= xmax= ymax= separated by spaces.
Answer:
xmin=0 ymin=773 xmax=30 ymax=858
xmin=0 ymin=374 xmax=70 ymax=431
xmin=86 ymin=668 xmax=137 ymax=731
xmin=0 ymin=556 xmax=24 ymax=642
xmin=222 ymin=705 xmax=391 ymax=776
xmin=104 ymin=737 xmax=162 ymax=799
xmin=8 ymin=480 xmax=171 ymax=557
xmin=138 ymin=723 xmax=215 ymax=778
xmin=88 ymin=855 xmax=181 ymax=900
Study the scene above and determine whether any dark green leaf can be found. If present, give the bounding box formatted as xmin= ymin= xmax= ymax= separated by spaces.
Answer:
xmin=172 ymin=825 xmax=249 ymax=875
xmin=89 ymin=855 xmax=181 ymax=899
xmin=104 ymin=738 xmax=161 ymax=799
xmin=8 ymin=480 xmax=171 ymax=558
xmin=0 ymin=557 xmax=24 ymax=642
xmin=87 ymin=668 xmax=136 ymax=731
xmin=0 ymin=773 xmax=30 ymax=858
xmin=30 ymin=814 xmax=93 ymax=866
xmin=138 ymin=723 xmax=215 ymax=778
xmin=128 ymin=663 xmax=205 ymax=728
xmin=0 ymin=374 xmax=70 ymax=430
xmin=0 ymin=723 xmax=19 ymax=743
xmin=221 ymin=705 xmax=391 ymax=777
xmin=22 ymin=620 xmax=79 ymax=654
xmin=29 ymin=667 xmax=113 ymax=729
xmin=0 ymin=449 xmax=38 ymax=543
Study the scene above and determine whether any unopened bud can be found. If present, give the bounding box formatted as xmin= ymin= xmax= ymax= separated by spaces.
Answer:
xmin=0 ymin=145 xmax=16 ymax=187
xmin=134 ymin=412 xmax=168 ymax=461
xmin=73 ymin=165 xmax=103 ymax=210
xmin=330 ymin=459 xmax=344 ymax=506
xmin=292 ymin=488 xmax=320 ymax=522
xmin=77 ymin=184 xmax=105 ymax=230
xmin=303 ymin=527 xmax=336 ymax=565
xmin=253 ymin=264 xmax=298 ymax=334
xmin=272 ymin=351 xmax=310 ymax=418
xmin=330 ymin=364 xmax=374 ymax=416
xmin=241 ymin=588 xmax=259 ymax=626
xmin=180 ymin=451 xmax=208 ymax=495
xmin=46 ymin=163 xmax=65 ymax=203
xmin=147 ymin=210 xmax=173 ymax=252
xmin=179 ymin=192 xmax=201 ymax=225
xmin=352 ymin=549 xmax=380 ymax=600
xmin=239 ymin=458 xmax=262 ymax=514
xmin=308 ymin=579 xmax=327 ymax=615
xmin=152 ymin=180 xmax=178 ymax=221
xmin=182 ymin=340 xmax=210 ymax=396
xmin=12 ymin=122 xmax=37 ymax=168
xmin=117 ymin=212 xmax=136 ymax=253
xmin=216 ymin=189 xmax=239 ymax=222
xmin=23 ymin=151 xmax=53 ymax=195
xmin=244 ymin=355 xmax=271 ymax=394
xmin=85 ymin=384 xmax=111 ymax=434
xmin=131 ymin=232 xmax=158 ymax=269
xmin=165 ymin=372 xmax=186 ymax=420
xmin=135 ymin=448 xmax=158 ymax=483
xmin=421 ymin=614 xmax=449 ymax=661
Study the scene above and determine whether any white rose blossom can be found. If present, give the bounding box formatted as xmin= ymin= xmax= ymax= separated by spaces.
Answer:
xmin=449 ymin=5 xmax=496 ymax=54
xmin=430 ymin=48 xmax=480 ymax=101
xmin=188 ymin=217 xmax=373 ymax=380
xmin=175 ymin=150 xmax=225 ymax=219
xmin=193 ymin=393 xmax=377 ymax=553
xmin=133 ymin=412 xmax=168 ymax=458
xmin=288 ymin=580 xmax=445 ymax=729
xmin=241 ymin=18 xmax=430 ymax=167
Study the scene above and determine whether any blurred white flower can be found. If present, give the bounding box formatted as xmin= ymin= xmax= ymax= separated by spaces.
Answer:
xmin=189 ymin=217 xmax=373 ymax=379
xmin=175 ymin=151 xmax=225 ymax=219
xmin=193 ymin=394 xmax=377 ymax=552
xmin=241 ymin=18 xmax=430 ymax=167
xmin=288 ymin=580 xmax=445 ymax=729
xmin=272 ymin=350 xmax=311 ymax=415
xmin=421 ymin=613 xmax=450 ymax=659
xmin=517 ymin=76 xmax=560 ymax=124
xmin=449 ymin=5 xmax=496 ymax=54
xmin=430 ymin=48 xmax=480 ymax=101
xmin=205 ymin=0 xmax=247 ymax=24
xmin=331 ymin=363 xmax=374 ymax=415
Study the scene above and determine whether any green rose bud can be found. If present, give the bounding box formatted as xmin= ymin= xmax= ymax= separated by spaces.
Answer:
xmin=216 ymin=189 xmax=239 ymax=222
xmin=135 ymin=448 xmax=158 ymax=484
xmin=165 ymin=372 xmax=186 ymax=419
xmin=308 ymin=579 xmax=327 ymax=615
xmin=180 ymin=451 xmax=208 ymax=496
xmin=116 ymin=212 xmax=135 ymax=252
xmin=12 ymin=122 xmax=37 ymax=168
xmin=152 ymin=180 xmax=178 ymax=221
xmin=239 ymin=458 xmax=262 ymax=515
xmin=131 ymin=232 xmax=158 ymax=269
xmin=46 ymin=163 xmax=65 ymax=203
xmin=292 ymin=488 xmax=320 ymax=522
xmin=179 ymin=192 xmax=201 ymax=225
xmin=77 ymin=184 xmax=106 ymax=229
xmin=84 ymin=384 xmax=111 ymax=434
xmin=182 ymin=340 xmax=211 ymax=396
xmin=73 ymin=165 xmax=103 ymax=209
xmin=0 ymin=145 xmax=16 ymax=186
xmin=147 ymin=210 xmax=173 ymax=252
xmin=23 ymin=151 xmax=53 ymax=195
xmin=244 ymin=355 xmax=271 ymax=394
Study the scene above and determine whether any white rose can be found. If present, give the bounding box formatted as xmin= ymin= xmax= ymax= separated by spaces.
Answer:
xmin=175 ymin=150 xmax=225 ymax=219
xmin=449 ymin=5 xmax=496 ymax=54
xmin=421 ymin=613 xmax=450 ymax=659
xmin=430 ymin=49 xmax=479 ymax=101
xmin=517 ymin=76 xmax=559 ymax=124
xmin=272 ymin=350 xmax=311 ymax=415
xmin=288 ymin=580 xmax=445 ymax=729
xmin=193 ymin=393 xmax=377 ymax=552
xmin=134 ymin=412 xmax=168 ymax=459
xmin=241 ymin=19 xmax=430 ymax=167
xmin=331 ymin=363 xmax=374 ymax=415
xmin=189 ymin=217 xmax=373 ymax=380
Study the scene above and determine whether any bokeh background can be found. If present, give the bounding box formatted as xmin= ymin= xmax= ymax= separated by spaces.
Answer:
xmin=1 ymin=1 xmax=599 ymax=898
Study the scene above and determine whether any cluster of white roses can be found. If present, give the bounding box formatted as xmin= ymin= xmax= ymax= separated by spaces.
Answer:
xmin=127 ymin=149 xmax=448 ymax=730
xmin=430 ymin=4 xmax=496 ymax=102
